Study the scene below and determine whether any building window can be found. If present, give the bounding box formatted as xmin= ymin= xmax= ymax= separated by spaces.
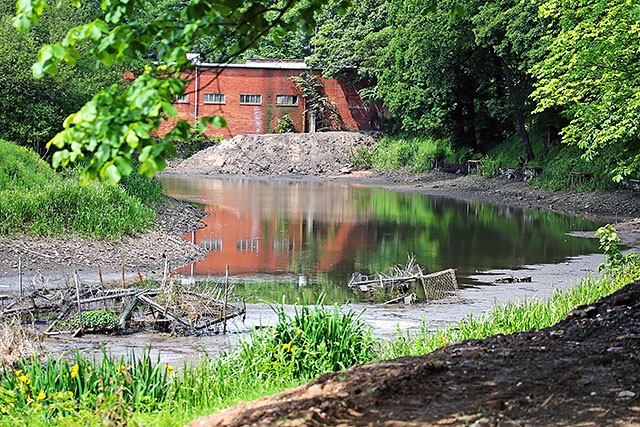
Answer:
xmin=200 ymin=239 xmax=223 ymax=252
xmin=203 ymin=93 xmax=226 ymax=104
xmin=276 ymin=95 xmax=298 ymax=106
xmin=239 ymin=94 xmax=262 ymax=105
xmin=174 ymin=94 xmax=189 ymax=103
xmin=236 ymin=239 xmax=260 ymax=252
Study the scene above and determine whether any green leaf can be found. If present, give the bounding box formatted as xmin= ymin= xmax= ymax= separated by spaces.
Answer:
xmin=202 ymin=115 xmax=227 ymax=128
xmin=104 ymin=163 xmax=122 ymax=184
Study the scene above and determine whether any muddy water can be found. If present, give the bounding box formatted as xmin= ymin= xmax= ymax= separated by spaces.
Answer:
xmin=159 ymin=175 xmax=602 ymax=303
xmin=44 ymin=176 xmax=606 ymax=365
xmin=44 ymin=253 xmax=604 ymax=367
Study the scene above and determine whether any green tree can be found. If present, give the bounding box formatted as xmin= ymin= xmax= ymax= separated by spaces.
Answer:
xmin=371 ymin=0 xmax=492 ymax=148
xmin=531 ymin=0 xmax=640 ymax=181
xmin=12 ymin=0 xmax=345 ymax=183
xmin=0 ymin=0 xmax=126 ymax=154
xmin=471 ymin=0 xmax=547 ymax=162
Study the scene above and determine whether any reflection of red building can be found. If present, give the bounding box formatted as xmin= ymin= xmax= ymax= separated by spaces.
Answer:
xmin=157 ymin=59 xmax=382 ymax=137
xmin=170 ymin=179 xmax=377 ymax=277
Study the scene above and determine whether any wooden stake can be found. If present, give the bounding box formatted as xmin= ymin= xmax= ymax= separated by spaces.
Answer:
xmin=98 ymin=265 xmax=107 ymax=310
xmin=74 ymin=270 xmax=82 ymax=329
xmin=121 ymin=265 xmax=125 ymax=288
xmin=18 ymin=257 xmax=23 ymax=297
xmin=223 ymin=265 xmax=229 ymax=334
xmin=162 ymin=258 xmax=168 ymax=287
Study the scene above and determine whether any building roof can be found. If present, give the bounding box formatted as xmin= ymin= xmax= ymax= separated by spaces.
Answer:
xmin=194 ymin=58 xmax=310 ymax=70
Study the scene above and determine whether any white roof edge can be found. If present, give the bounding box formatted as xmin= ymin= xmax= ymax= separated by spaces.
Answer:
xmin=196 ymin=61 xmax=311 ymax=70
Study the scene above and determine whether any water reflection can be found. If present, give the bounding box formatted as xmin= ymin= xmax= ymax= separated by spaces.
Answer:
xmin=160 ymin=175 xmax=603 ymax=303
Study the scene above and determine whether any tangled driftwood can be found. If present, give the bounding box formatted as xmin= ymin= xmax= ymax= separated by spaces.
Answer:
xmin=0 ymin=271 xmax=245 ymax=336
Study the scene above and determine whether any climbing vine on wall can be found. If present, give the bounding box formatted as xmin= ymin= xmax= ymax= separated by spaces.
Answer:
xmin=292 ymin=72 xmax=341 ymax=131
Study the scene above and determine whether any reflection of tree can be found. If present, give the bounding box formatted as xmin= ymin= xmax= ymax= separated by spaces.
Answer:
xmin=164 ymin=176 xmax=601 ymax=289
xmin=348 ymin=189 xmax=601 ymax=278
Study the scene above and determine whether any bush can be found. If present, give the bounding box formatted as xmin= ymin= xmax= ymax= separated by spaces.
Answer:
xmin=62 ymin=310 xmax=119 ymax=331
xmin=275 ymin=114 xmax=295 ymax=133
xmin=236 ymin=298 xmax=377 ymax=381
xmin=348 ymin=147 xmax=373 ymax=170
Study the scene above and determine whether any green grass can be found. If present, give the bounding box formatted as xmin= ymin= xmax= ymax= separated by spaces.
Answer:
xmin=0 ymin=140 xmax=57 ymax=190
xmin=0 ymin=139 xmax=163 ymax=240
xmin=2 ymin=252 xmax=637 ymax=427
xmin=357 ymin=135 xmax=468 ymax=172
xmin=355 ymin=133 xmax=621 ymax=191
xmin=0 ymin=299 xmax=377 ymax=426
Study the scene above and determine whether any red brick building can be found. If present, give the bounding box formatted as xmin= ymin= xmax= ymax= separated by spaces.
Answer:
xmin=158 ymin=59 xmax=380 ymax=137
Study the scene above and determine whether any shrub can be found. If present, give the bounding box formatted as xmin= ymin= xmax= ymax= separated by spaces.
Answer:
xmin=276 ymin=114 xmax=295 ymax=133
xmin=348 ymin=147 xmax=373 ymax=170
xmin=61 ymin=310 xmax=119 ymax=331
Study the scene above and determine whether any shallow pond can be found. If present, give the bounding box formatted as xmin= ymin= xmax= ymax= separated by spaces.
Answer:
xmin=160 ymin=175 xmax=603 ymax=304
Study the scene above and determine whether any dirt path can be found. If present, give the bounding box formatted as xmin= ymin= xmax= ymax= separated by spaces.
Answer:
xmin=189 ymin=281 xmax=640 ymax=427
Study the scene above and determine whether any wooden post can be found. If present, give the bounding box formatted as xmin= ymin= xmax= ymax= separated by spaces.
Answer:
xmin=18 ymin=257 xmax=23 ymax=297
xmin=74 ymin=270 xmax=83 ymax=327
xmin=162 ymin=258 xmax=169 ymax=287
xmin=98 ymin=265 xmax=107 ymax=311
xmin=121 ymin=265 xmax=125 ymax=288
xmin=223 ymin=265 xmax=229 ymax=334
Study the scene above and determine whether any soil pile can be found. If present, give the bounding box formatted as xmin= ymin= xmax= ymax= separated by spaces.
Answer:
xmin=189 ymin=281 xmax=640 ymax=426
xmin=168 ymin=131 xmax=379 ymax=176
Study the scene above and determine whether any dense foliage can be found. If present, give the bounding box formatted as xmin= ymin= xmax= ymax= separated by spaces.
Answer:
xmin=0 ymin=0 xmax=130 ymax=155
xmin=5 ymin=0 xmax=640 ymax=183
xmin=9 ymin=0 xmax=345 ymax=183
xmin=308 ymin=0 xmax=640 ymax=182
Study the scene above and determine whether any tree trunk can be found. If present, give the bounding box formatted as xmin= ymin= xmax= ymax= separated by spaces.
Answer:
xmin=498 ymin=56 xmax=534 ymax=162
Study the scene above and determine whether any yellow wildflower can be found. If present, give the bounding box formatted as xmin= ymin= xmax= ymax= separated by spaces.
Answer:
xmin=164 ymin=364 xmax=175 ymax=375
xmin=296 ymin=329 xmax=302 ymax=336
xmin=117 ymin=365 xmax=128 ymax=374
xmin=282 ymin=341 xmax=292 ymax=352
xmin=36 ymin=390 xmax=46 ymax=401
xmin=70 ymin=364 xmax=79 ymax=379
xmin=18 ymin=373 xmax=30 ymax=385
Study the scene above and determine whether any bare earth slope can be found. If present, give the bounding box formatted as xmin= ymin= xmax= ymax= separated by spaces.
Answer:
xmin=189 ymin=281 xmax=640 ymax=427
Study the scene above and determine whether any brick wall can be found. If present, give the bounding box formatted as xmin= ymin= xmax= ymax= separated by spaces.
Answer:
xmin=157 ymin=61 xmax=380 ymax=137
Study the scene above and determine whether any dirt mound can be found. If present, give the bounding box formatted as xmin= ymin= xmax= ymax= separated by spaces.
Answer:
xmin=168 ymin=132 xmax=379 ymax=176
xmin=188 ymin=281 xmax=640 ymax=426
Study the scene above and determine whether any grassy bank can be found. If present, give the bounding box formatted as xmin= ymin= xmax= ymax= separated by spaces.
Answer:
xmin=351 ymin=134 xmax=617 ymax=192
xmin=0 ymin=139 xmax=163 ymax=240
xmin=1 ymin=228 xmax=637 ymax=426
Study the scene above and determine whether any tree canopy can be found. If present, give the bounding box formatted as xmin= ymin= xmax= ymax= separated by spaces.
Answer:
xmin=0 ymin=0 xmax=128 ymax=154
xmin=11 ymin=0 xmax=345 ymax=183
xmin=9 ymin=0 xmax=640 ymax=182
xmin=309 ymin=0 xmax=640 ymax=180
xmin=531 ymin=0 xmax=640 ymax=182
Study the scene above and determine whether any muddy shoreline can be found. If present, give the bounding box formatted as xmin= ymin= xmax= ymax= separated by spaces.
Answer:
xmin=3 ymin=168 xmax=635 ymax=367
xmin=2 ymin=131 xmax=640 ymax=367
